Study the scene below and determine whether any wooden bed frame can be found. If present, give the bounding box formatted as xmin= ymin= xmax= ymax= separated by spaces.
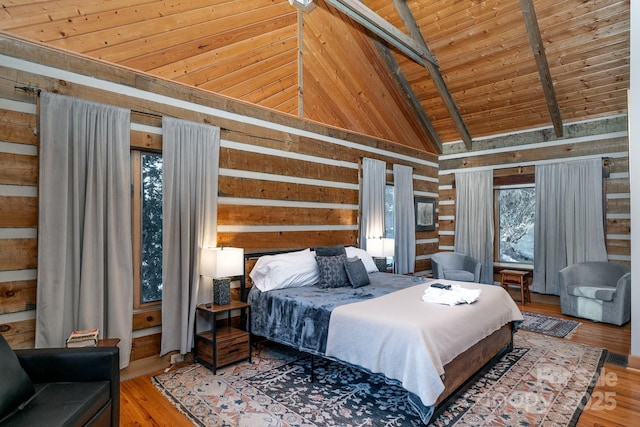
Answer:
xmin=434 ymin=323 xmax=513 ymax=410
xmin=240 ymin=250 xmax=514 ymax=418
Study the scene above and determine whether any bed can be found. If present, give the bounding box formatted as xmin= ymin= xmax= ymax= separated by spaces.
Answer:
xmin=242 ymin=247 xmax=523 ymax=423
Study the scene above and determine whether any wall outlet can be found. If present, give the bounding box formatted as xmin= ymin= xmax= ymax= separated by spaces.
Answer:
xmin=170 ymin=353 xmax=184 ymax=364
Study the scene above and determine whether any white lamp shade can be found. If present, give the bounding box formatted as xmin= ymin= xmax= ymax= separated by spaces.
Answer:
xmin=366 ymin=238 xmax=395 ymax=257
xmin=200 ymin=247 xmax=244 ymax=278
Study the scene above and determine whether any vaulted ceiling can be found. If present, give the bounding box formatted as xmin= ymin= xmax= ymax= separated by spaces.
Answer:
xmin=0 ymin=0 xmax=630 ymax=154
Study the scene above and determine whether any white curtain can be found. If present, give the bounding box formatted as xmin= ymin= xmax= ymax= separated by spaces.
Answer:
xmin=393 ymin=164 xmax=415 ymax=274
xmin=37 ymin=92 xmax=133 ymax=368
xmin=454 ymin=170 xmax=494 ymax=284
xmin=161 ymin=117 xmax=220 ymax=356
xmin=532 ymin=159 xmax=607 ymax=294
xmin=360 ymin=158 xmax=386 ymax=250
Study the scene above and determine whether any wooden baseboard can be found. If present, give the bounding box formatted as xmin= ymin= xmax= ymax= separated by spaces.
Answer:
xmin=120 ymin=354 xmax=171 ymax=381
xmin=628 ymin=354 xmax=640 ymax=371
xmin=120 ymin=352 xmax=195 ymax=381
xmin=504 ymin=288 xmax=559 ymax=306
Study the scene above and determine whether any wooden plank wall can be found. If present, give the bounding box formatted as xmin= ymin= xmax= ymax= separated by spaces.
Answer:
xmin=437 ymin=115 xmax=630 ymax=285
xmin=0 ymin=35 xmax=438 ymax=359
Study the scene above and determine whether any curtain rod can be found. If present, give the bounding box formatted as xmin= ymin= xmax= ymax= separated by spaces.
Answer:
xmin=15 ymin=86 xmax=40 ymax=95
xmin=131 ymin=109 xmax=162 ymax=119
xmin=130 ymin=109 xmax=231 ymax=132
xmin=15 ymin=86 xmax=235 ymax=133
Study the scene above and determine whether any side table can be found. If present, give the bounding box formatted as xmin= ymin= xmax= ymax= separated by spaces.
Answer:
xmin=194 ymin=300 xmax=251 ymax=373
xmin=500 ymin=269 xmax=531 ymax=305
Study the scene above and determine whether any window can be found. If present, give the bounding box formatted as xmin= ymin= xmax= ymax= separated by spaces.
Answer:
xmin=382 ymin=184 xmax=395 ymax=270
xmin=132 ymin=151 xmax=163 ymax=307
xmin=385 ymin=184 xmax=394 ymax=239
xmin=495 ymin=186 xmax=535 ymax=264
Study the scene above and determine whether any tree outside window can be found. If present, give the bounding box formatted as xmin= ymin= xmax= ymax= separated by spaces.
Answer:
xmin=497 ymin=187 xmax=535 ymax=263
xmin=385 ymin=184 xmax=394 ymax=239
xmin=132 ymin=151 xmax=163 ymax=307
xmin=140 ymin=153 xmax=163 ymax=303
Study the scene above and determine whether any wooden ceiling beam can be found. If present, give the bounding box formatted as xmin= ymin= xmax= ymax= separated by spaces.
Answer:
xmin=519 ymin=0 xmax=563 ymax=137
xmin=370 ymin=36 xmax=443 ymax=153
xmin=392 ymin=0 xmax=472 ymax=150
xmin=323 ymin=0 xmax=437 ymax=66
xmin=323 ymin=0 xmax=471 ymax=150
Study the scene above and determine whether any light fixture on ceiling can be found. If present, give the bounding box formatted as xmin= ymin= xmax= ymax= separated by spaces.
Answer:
xmin=288 ymin=0 xmax=317 ymax=13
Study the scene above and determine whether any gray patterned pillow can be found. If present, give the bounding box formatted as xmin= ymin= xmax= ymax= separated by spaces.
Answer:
xmin=345 ymin=257 xmax=370 ymax=288
xmin=315 ymin=245 xmax=346 ymax=257
xmin=316 ymin=254 xmax=349 ymax=288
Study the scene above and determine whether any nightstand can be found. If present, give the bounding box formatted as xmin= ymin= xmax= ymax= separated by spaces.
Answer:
xmin=194 ymin=300 xmax=251 ymax=373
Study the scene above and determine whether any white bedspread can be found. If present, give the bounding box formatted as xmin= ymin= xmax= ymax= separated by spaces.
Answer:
xmin=325 ymin=280 xmax=523 ymax=407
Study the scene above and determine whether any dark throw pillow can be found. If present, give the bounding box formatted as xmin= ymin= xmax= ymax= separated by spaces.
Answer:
xmin=345 ymin=257 xmax=370 ymax=288
xmin=315 ymin=245 xmax=346 ymax=257
xmin=0 ymin=334 xmax=35 ymax=420
xmin=316 ymin=254 xmax=349 ymax=288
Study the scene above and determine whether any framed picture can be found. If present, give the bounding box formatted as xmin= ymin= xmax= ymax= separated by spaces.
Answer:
xmin=415 ymin=197 xmax=436 ymax=231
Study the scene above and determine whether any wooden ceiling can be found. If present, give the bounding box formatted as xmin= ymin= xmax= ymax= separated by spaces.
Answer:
xmin=0 ymin=0 xmax=630 ymax=154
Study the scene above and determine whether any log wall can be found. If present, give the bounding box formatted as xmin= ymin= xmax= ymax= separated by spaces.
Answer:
xmin=0 ymin=33 xmax=628 ymax=361
xmin=437 ymin=115 xmax=630 ymax=286
xmin=0 ymin=35 xmax=438 ymax=359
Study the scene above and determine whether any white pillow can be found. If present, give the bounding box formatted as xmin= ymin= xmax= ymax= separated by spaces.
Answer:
xmin=249 ymin=249 xmax=319 ymax=292
xmin=345 ymin=246 xmax=379 ymax=273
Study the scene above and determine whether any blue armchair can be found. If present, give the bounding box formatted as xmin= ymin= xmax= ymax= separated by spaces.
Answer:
xmin=558 ymin=261 xmax=631 ymax=326
xmin=431 ymin=252 xmax=481 ymax=283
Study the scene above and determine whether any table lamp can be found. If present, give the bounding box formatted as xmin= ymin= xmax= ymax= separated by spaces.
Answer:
xmin=200 ymin=247 xmax=244 ymax=305
xmin=366 ymin=238 xmax=395 ymax=272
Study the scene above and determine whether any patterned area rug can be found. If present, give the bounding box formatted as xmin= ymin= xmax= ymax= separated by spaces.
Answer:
xmin=153 ymin=331 xmax=605 ymax=426
xmin=520 ymin=312 xmax=581 ymax=338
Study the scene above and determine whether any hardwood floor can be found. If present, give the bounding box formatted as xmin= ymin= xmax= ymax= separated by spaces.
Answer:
xmin=120 ymin=299 xmax=639 ymax=426
xmin=120 ymin=374 xmax=192 ymax=426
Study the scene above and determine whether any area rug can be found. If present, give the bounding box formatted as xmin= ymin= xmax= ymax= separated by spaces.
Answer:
xmin=520 ymin=312 xmax=581 ymax=338
xmin=152 ymin=331 xmax=605 ymax=427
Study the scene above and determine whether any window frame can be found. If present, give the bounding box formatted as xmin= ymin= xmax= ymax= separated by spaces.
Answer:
xmin=493 ymin=181 xmax=536 ymax=269
xmin=385 ymin=183 xmax=395 ymax=239
xmin=131 ymin=149 xmax=163 ymax=310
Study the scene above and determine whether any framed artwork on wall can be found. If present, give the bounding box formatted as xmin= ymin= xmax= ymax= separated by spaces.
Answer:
xmin=415 ymin=197 xmax=436 ymax=231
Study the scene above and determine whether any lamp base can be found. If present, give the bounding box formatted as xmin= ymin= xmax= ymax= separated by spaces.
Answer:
xmin=213 ymin=278 xmax=231 ymax=305
xmin=373 ymin=257 xmax=387 ymax=272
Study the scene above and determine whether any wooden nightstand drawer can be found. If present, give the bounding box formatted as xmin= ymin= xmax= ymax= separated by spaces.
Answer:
xmin=217 ymin=329 xmax=250 ymax=366
xmin=196 ymin=326 xmax=249 ymax=368
xmin=194 ymin=300 xmax=251 ymax=373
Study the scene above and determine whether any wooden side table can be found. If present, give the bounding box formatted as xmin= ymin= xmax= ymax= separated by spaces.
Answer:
xmin=194 ymin=300 xmax=251 ymax=373
xmin=500 ymin=269 xmax=531 ymax=305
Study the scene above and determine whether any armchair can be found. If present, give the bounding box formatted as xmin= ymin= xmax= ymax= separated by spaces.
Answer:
xmin=431 ymin=252 xmax=481 ymax=283
xmin=0 ymin=333 xmax=119 ymax=426
xmin=558 ymin=261 xmax=631 ymax=326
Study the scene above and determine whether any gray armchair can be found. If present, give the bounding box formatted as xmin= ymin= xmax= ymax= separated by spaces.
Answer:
xmin=431 ymin=252 xmax=481 ymax=283
xmin=558 ymin=261 xmax=631 ymax=326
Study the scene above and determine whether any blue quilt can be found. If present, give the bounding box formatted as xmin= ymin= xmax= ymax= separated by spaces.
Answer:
xmin=248 ymin=272 xmax=436 ymax=422
xmin=247 ymin=272 xmax=425 ymax=356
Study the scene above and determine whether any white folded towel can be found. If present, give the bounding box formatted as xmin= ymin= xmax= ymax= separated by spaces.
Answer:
xmin=422 ymin=284 xmax=481 ymax=306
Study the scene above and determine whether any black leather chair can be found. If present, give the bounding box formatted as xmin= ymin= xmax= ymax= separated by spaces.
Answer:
xmin=0 ymin=333 xmax=119 ymax=426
